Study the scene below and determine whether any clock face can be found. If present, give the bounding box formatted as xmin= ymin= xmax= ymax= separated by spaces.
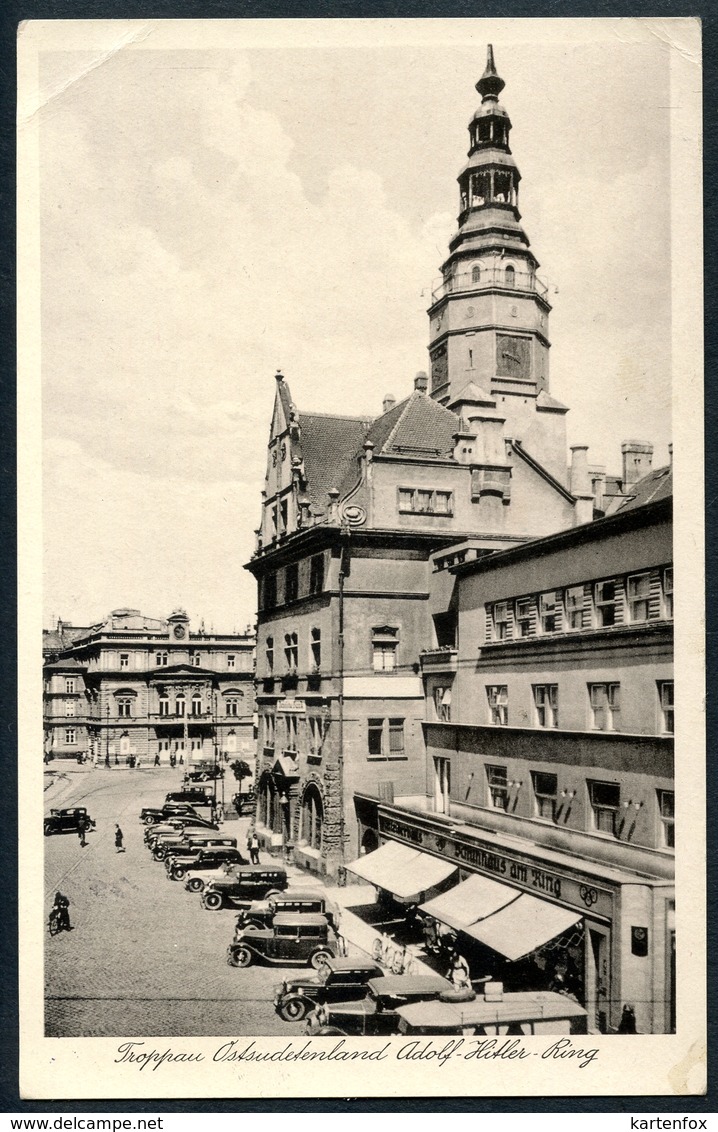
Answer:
xmin=497 ymin=334 xmax=531 ymax=379
xmin=173 ymin=624 xmax=186 ymax=640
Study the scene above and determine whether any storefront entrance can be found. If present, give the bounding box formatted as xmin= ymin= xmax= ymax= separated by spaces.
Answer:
xmin=586 ymin=925 xmax=610 ymax=1033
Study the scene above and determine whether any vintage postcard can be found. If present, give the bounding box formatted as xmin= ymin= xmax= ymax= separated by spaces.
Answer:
xmin=18 ymin=17 xmax=704 ymax=1100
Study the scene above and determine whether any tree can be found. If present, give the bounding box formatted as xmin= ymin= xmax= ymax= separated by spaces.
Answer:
xmin=230 ymin=759 xmax=252 ymax=796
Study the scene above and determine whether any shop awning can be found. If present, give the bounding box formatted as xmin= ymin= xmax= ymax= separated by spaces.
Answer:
xmin=346 ymin=841 xmax=458 ymax=900
xmin=420 ymin=873 xmax=519 ymax=931
xmin=464 ymin=892 xmax=582 ymax=961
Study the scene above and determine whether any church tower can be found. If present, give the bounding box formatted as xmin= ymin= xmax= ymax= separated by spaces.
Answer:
xmin=428 ymin=46 xmax=567 ymax=482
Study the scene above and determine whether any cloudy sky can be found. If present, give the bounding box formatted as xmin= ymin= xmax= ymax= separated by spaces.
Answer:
xmin=31 ymin=19 xmax=686 ymax=631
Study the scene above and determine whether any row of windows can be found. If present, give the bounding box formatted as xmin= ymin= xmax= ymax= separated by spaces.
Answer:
xmin=261 ymin=554 xmax=325 ymax=611
xmin=486 ymin=567 xmax=672 ymax=642
xmin=434 ymin=681 xmax=674 ymax=734
xmin=266 ymin=626 xmax=400 ymax=675
xmin=398 ymin=488 xmax=453 ymax=516
xmin=151 ymin=651 xmax=243 ymax=669
xmin=433 ymin=757 xmax=675 ymax=848
xmin=261 ymin=713 xmax=325 ymax=755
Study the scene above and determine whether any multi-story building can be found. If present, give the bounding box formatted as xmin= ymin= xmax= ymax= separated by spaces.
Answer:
xmin=43 ymin=607 xmax=256 ymax=771
xmin=353 ymin=470 xmax=674 ymax=1034
xmin=245 ymin=47 xmax=633 ymax=877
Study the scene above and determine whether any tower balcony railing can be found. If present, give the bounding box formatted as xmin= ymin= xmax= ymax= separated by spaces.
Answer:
xmin=431 ymin=268 xmax=548 ymax=304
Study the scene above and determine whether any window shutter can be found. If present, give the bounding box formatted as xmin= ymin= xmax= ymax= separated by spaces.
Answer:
xmin=505 ymin=602 xmax=515 ymax=640
xmin=648 ymin=569 xmax=662 ymax=619
xmin=613 ymin=576 xmax=626 ymax=625
xmin=582 ymin=583 xmax=592 ymax=629
xmin=485 ymin=604 xmax=493 ymax=642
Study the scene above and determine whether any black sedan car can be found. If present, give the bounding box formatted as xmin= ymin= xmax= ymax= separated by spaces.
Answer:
xmin=44 ymin=807 xmax=96 ymax=836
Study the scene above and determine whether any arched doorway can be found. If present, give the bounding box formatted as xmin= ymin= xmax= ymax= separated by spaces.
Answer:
xmin=300 ymin=784 xmax=324 ymax=851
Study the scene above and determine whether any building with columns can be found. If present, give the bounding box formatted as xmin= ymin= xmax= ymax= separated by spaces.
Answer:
xmin=43 ymin=607 xmax=256 ymax=771
xmin=244 ymin=47 xmax=655 ymax=878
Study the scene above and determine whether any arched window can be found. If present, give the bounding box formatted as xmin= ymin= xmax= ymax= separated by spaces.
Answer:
xmin=158 ymin=693 xmax=170 ymax=717
xmin=301 ymin=784 xmax=323 ymax=851
xmin=505 ymin=265 xmax=516 ymax=287
xmin=175 ymin=693 xmax=185 ymax=717
xmin=472 ymin=265 xmax=481 ymax=283
xmin=226 ymin=730 xmax=237 ymax=753
xmin=224 ymin=690 xmax=244 ymax=717
xmin=191 ymin=693 xmax=203 ymax=716
xmin=120 ymin=732 xmax=131 ymax=755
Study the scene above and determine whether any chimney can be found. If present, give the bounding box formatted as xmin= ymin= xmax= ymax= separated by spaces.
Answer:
xmin=621 ymin=441 xmax=654 ymax=486
xmin=382 ymin=394 xmax=396 ymax=414
xmin=570 ymin=445 xmax=593 ymax=525
xmin=414 ymin=371 xmax=429 ymax=393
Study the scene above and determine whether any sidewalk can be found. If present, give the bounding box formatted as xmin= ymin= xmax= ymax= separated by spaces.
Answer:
xmin=280 ymin=861 xmax=438 ymax=976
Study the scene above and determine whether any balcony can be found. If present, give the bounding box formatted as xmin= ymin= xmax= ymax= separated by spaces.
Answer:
xmin=431 ymin=267 xmax=548 ymax=304
xmin=419 ymin=647 xmax=458 ymax=674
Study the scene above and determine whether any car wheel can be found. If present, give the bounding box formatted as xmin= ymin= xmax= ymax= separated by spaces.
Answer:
xmin=317 ymin=1027 xmax=346 ymax=1036
xmin=203 ymin=892 xmax=223 ymax=911
xmin=43 ymin=823 xmax=52 ymax=836
xmin=227 ymin=947 xmax=252 ymax=968
xmin=265 ymin=889 xmax=281 ymax=898
xmin=153 ymin=849 xmax=166 ymax=861
xmin=187 ymin=878 xmax=204 ymax=892
xmin=244 ymin=918 xmax=264 ymax=930
xmin=310 ymin=949 xmax=333 ymax=971
xmin=279 ymin=997 xmax=309 ymax=1022
xmin=172 ymin=867 xmax=186 ymax=881
xmin=144 ymin=815 xmax=155 ymax=825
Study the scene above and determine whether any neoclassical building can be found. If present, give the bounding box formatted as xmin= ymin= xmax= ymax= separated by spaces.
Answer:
xmin=43 ymin=607 xmax=256 ymax=770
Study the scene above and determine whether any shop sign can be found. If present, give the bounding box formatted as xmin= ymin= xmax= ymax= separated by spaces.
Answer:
xmin=277 ymin=699 xmax=306 ymax=713
xmin=380 ymin=815 xmax=613 ymax=919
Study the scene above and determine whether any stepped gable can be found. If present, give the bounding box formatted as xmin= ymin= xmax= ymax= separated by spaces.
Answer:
xmin=297 ymin=411 xmax=371 ymax=516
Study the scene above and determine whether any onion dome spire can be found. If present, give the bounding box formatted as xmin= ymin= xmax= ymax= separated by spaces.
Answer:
xmin=476 ymin=43 xmax=505 ymax=101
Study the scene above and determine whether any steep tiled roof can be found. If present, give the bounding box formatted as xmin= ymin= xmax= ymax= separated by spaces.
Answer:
xmin=364 ymin=398 xmax=410 ymax=454
xmin=377 ymin=393 xmax=459 ymax=458
xmin=297 ymin=412 xmax=371 ymax=515
xmin=44 ymin=656 xmax=86 ymax=670
xmin=613 ymin=465 xmax=672 ymax=512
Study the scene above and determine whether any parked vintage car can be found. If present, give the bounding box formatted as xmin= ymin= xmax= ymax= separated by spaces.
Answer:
xmin=139 ymin=803 xmax=200 ymax=826
xmin=394 ymin=988 xmax=588 ymax=1036
xmin=152 ymin=832 xmax=235 ymax=861
xmin=44 ymin=807 xmax=96 ymax=836
xmin=184 ymin=764 xmax=224 ymax=783
xmin=167 ymin=846 xmax=246 ymax=882
xmin=227 ymin=913 xmax=340 ymax=969
xmin=236 ymin=892 xmax=341 ymax=933
xmin=232 ymin=791 xmax=256 ymax=817
xmin=305 ymin=974 xmax=457 ymax=1036
xmin=183 ymin=862 xmax=244 ymax=893
xmin=165 ymin=789 xmax=213 ymax=808
xmin=144 ymin=815 xmax=219 ymax=845
xmin=274 ymin=957 xmax=383 ymax=1022
xmin=201 ymin=866 xmax=289 ymax=911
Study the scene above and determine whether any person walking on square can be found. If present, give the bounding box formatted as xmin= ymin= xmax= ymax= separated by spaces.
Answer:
xmin=115 ymin=824 xmax=124 ymax=853
xmin=247 ymin=827 xmax=260 ymax=865
xmin=77 ymin=817 xmax=87 ymax=848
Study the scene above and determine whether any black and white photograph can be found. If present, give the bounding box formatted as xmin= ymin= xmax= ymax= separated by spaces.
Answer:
xmin=18 ymin=17 xmax=704 ymax=1099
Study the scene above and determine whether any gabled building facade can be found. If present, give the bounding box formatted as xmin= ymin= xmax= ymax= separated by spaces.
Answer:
xmin=43 ymin=607 xmax=256 ymax=772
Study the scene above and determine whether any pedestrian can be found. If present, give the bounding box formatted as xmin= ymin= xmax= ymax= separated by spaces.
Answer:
xmin=115 ymin=824 xmax=124 ymax=853
xmin=77 ymin=816 xmax=87 ymax=848
xmin=105 ymin=753 xmax=110 ymax=768
xmin=247 ymin=827 xmax=260 ymax=865
xmin=154 ymin=753 xmax=160 ymax=767
xmin=52 ymin=891 xmax=71 ymax=932
xmin=618 ymin=1004 xmax=637 ymax=1033
xmin=447 ymin=949 xmax=471 ymax=991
